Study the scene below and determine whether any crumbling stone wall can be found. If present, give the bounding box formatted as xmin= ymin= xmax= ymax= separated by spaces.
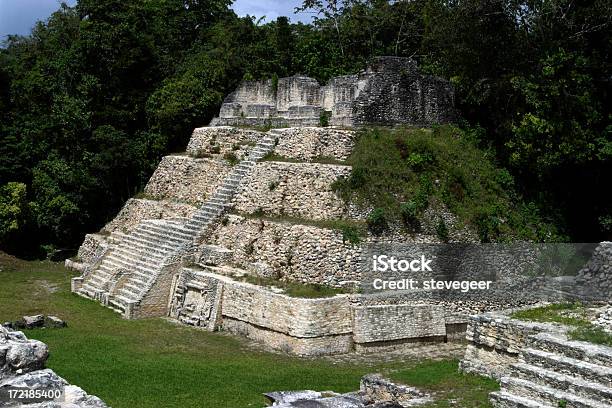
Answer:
xmin=233 ymin=162 xmax=353 ymax=221
xmin=103 ymin=198 xmax=197 ymax=233
xmin=144 ymin=155 xmax=231 ymax=205
xmin=577 ymin=241 xmax=612 ymax=299
xmin=273 ymin=127 xmax=355 ymax=161
xmin=210 ymin=57 xmax=455 ymax=127
xmin=186 ymin=126 xmax=264 ymax=157
xmin=208 ymin=214 xmax=364 ymax=285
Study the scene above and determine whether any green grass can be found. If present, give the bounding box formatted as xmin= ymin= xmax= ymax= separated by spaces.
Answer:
xmin=0 ymin=253 xmax=496 ymax=407
xmin=390 ymin=359 xmax=499 ymax=407
xmin=331 ymin=125 xmax=563 ymax=242
xmin=511 ymin=303 xmax=612 ymax=347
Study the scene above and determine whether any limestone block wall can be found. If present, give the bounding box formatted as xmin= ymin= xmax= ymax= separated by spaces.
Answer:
xmin=169 ymin=269 xmax=354 ymax=355
xmin=352 ymin=304 xmax=446 ymax=349
xmin=186 ymin=126 xmax=265 ymax=157
xmin=169 ymin=269 xmax=456 ymax=356
xmin=103 ymin=198 xmax=197 ymax=233
xmin=144 ymin=155 xmax=231 ymax=205
xmin=208 ymin=215 xmax=363 ymax=285
xmin=233 ymin=162 xmax=353 ymax=220
xmin=274 ymin=127 xmax=355 ymax=161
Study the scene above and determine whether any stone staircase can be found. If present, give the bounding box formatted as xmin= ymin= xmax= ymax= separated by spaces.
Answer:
xmin=490 ymin=332 xmax=612 ymax=408
xmin=73 ymin=132 xmax=277 ymax=317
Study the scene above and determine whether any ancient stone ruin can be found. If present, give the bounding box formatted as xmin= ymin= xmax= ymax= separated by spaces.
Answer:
xmin=460 ymin=309 xmax=612 ymax=407
xmin=210 ymin=57 xmax=456 ymax=127
xmin=66 ymin=61 xmax=610 ymax=366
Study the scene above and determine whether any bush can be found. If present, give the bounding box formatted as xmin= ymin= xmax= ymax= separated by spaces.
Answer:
xmin=339 ymin=224 xmax=361 ymax=245
xmin=319 ymin=111 xmax=331 ymax=127
xmin=223 ymin=152 xmax=239 ymax=165
xmin=0 ymin=182 xmax=30 ymax=245
xmin=436 ymin=217 xmax=449 ymax=242
xmin=400 ymin=201 xmax=421 ymax=232
xmin=367 ymin=208 xmax=388 ymax=235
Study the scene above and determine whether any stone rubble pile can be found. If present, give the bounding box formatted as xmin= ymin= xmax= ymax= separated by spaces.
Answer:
xmin=594 ymin=306 xmax=612 ymax=333
xmin=3 ymin=315 xmax=66 ymax=331
xmin=264 ymin=374 xmax=431 ymax=408
xmin=0 ymin=325 xmax=107 ymax=407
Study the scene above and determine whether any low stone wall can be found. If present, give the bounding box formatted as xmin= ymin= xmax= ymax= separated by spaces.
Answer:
xmin=103 ymin=198 xmax=197 ymax=233
xmin=168 ymin=269 xmax=354 ymax=356
xmin=352 ymin=304 xmax=446 ymax=351
xmin=169 ymin=269 xmax=461 ymax=356
xmin=274 ymin=127 xmax=355 ymax=161
xmin=233 ymin=161 xmax=353 ymax=221
xmin=144 ymin=155 xmax=231 ymax=205
xmin=0 ymin=325 xmax=107 ymax=407
xmin=459 ymin=312 xmax=563 ymax=379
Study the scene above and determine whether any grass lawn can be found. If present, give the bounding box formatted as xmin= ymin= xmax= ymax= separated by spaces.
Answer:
xmin=0 ymin=253 xmax=497 ymax=407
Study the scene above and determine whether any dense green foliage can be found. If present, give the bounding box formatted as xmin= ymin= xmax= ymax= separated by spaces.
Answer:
xmin=0 ymin=0 xmax=610 ymax=255
xmin=334 ymin=126 xmax=562 ymax=242
xmin=0 ymin=253 xmax=496 ymax=407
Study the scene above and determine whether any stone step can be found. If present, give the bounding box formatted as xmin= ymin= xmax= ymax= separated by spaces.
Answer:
xmin=106 ymin=248 xmax=165 ymax=267
xmin=85 ymin=275 xmax=108 ymax=289
xmin=102 ymin=257 xmax=159 ymax=276
xmin=80 ymin=284 xmax=104 ymax=298
xmin=121 ymin=235 xmax=181 ymax=254
xmin=113 ymin=244 xmax=170 ymax=260
xmin=501 ymin=376 xmax=609 ymax=408
xmin=528 ymin=333 xmax=612 ymax=368
xmin=490 ymin=391 xmax=554 ymax=408
xmin=521 ymin=348 xmax=612 ymax=387
xmin=137 ymin=223 xmax=193 ymax=241
xmin=117 ymin=286 xmax=142 ymax=299
xmin=122 ymin=282 xmax=144 ymax=295
xmin=511 ymin=362 xmax=612 ymax=404
xmin=120 ymin=232 xmax=182 ymax=251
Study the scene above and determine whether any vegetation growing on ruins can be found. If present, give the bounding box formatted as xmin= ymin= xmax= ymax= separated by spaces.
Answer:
xmin=511 ymin=303 xmax=612 ymax=347
xmin=0 ymin=252 xmax=497 ymax=407
xmin=0 ymin=0 xmax=610 ymax=256
xmin=333 ymin=126 xmax=563 ymax=242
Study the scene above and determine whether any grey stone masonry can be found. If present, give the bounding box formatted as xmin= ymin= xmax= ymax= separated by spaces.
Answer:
xmin=460 ymin=312 xmax=612 ymax=408
xmin=210 ymin=56 xmax=455 ymax=127
xmin=491 ymin=332 xmax=612 ymax=407
xmin=70 ymin=129 xmax=277 ymax=318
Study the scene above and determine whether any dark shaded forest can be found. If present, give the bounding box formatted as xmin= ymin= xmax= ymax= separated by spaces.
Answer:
xmin=0 ymin=0 xmax=610 ymax=256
